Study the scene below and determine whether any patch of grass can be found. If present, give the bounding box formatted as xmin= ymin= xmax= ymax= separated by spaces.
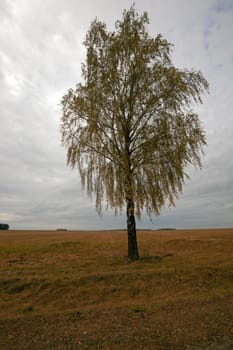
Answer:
xmin=20 ymin=305 xmax=33 ymax=314
xmin=0 ymin=278 xmax=37 ymax=295
xmin=127 ymin=305 xmax=146 ymax=318
xmin=133 ymin=304 xmax=145 ymax=313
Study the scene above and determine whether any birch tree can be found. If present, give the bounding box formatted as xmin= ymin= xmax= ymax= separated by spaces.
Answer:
xmin=61 ymin=6 xmax=209 ymax=260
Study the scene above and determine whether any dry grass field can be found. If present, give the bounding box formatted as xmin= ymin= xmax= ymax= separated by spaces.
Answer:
xmin=0 ymin=228 xmax=232 ymax=349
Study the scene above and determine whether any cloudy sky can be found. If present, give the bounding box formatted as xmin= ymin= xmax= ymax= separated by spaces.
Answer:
xmin=0 ymin=0 xmax=233 ymax=230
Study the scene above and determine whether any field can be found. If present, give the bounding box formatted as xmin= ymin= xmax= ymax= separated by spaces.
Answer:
xmin=0 ymin=229 xmax=232 ymax=349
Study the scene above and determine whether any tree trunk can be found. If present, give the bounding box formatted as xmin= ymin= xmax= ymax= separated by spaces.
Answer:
xmin=126 ymin=197 xmax=139 ymax=261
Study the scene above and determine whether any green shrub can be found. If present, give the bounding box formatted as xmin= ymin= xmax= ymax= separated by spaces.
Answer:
xmin=0 ymin=223 xmax=9 ymax=230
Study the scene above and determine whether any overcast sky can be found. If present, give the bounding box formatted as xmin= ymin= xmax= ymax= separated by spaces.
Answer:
xmin=0 ymin=0 xmax=233 ymax=230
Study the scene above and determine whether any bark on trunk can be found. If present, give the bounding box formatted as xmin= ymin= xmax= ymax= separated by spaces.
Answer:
xmin=127 ymin=197 xmax=139 ymax=261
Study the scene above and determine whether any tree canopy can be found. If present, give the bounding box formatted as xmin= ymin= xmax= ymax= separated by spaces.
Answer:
xmin=60 ymin=6 xmax=209 ymax=260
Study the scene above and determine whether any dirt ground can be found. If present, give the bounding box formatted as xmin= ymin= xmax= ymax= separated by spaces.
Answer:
xmin=0 ymin=228 xmax=232 ymax=349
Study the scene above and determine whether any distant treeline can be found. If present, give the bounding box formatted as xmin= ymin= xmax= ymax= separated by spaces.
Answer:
xmin=0 ymin=223 xmax=9 ymax=230
xmin=157 ymin=228 xmax=176 ymax=231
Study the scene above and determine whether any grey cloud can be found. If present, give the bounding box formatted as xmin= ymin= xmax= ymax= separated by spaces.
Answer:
xmin=0 ymin=0 xmax=232 ymax=230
